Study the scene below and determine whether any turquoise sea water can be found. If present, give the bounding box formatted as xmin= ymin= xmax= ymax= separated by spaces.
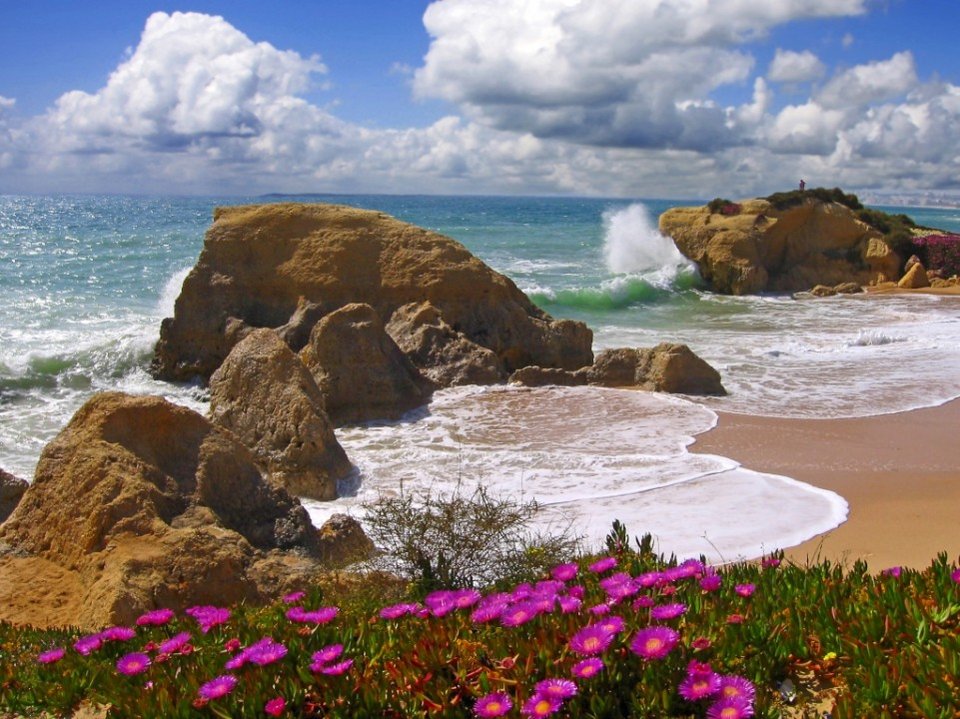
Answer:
xmin=2 ymin=194 xmax=960 ymax=560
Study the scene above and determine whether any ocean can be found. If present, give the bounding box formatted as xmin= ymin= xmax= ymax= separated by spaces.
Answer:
xmin=3 ymin=194 xmax=960 ymax=562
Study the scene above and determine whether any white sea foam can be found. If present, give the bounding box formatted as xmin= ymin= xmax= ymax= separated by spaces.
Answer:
xmin=602 ymin=203 xmax=694 ymax=279
xmin=302 ymin=386 xmax=848 ymax=562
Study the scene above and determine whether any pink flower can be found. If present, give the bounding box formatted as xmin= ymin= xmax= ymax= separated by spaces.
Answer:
xmin=73 ymin=634 xmax=103 ymax=656
xmin=571 ymin=657 xmax=604 ymax=679
xmin=588 ymin=602 xmax=611 ymax=616
xmin=136 ymin=608 xmax=174 ymax=627
xmin=882 ymin=566 xmax=902 ymax=578
xmin=158 ymin=631 xmax=192 ymax=655
xmin=198 ymin=674 xmax=238 ymax=700
xmin=282 ymin=591 xmax=306 ymax=604
xmin=691 ymin=637 xmax=712 ymax=651
xmin=707 ymin=696 xmax=754 ymax=719
xmin=558 ymin=595 xmax=582 ymax=614
xmin=534 ymin=678 xmax=577 ymax=700
xmin=285 ymin=606 xmax=339 ymax=624
xmin=186 ymin=606 xmax=231 ymax=633
xmin=379 ymin=602 xmax=420 ymax=620
xmin=589 ymin=556 xmax=618 ymax=574
xmin=727 ymin=613 xmax=745 ymax=625
xmin=629 ymin=626 xmax=679 ymax=661
xmin=311 ymin=644 xmax=344 ymax=666
xmin=116 ymin=652 xmax=152 ymax=676
xmin=474 ymin=692 xmax=513 ymax=718
xmin=317 ymin=659 xmax=353 ymax=676
xmin=521 ymin=693 xmax=562 ymax=717
xmin=762 ymin=556 xmax=781 ymax=569
xmin=569 ymin=624 xmax=615 ymax=655
xmin=37 ymin=647 xmax=66 ymax=665
xmin=247 ymin=637 xmax=288 ymax=666
xmin=551 ymin=563 xmax=579 ymax=582
xmin=952 ymin=567 xmax=960 ymax=584
xmin=734 ymin=584 xmax=755 ymax=598
xmin=650 ymin=602 xmax=687 ymax=621
xmin=700 ymin=573 xmax=722 ymax=592
xmin=100 ymin=626 xmax=136 ymax=642
xmin=265 ymin=696 xmax=287 ymax=717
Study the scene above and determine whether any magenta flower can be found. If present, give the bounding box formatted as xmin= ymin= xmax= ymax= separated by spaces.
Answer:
xmin=471 ymin=603 xmax=506 ymax=624
xmin=589 ymin=556 xmax=617 ymax=573
xmin=632 ymin=595 xmax=655 ymax=610
xmin=551 ymin=563 xmax=579 ymax=582
xmin=558 ymin=595 xmax=582 ymax=614
xmin=317 ymin=659 xmax=353 ymax=676
xmin=264 ymin=696 xmax=287 ymax=717
xmin=136 ymin=608 xmax=174 ymax=627
xmin=312 ymin=644 xmax=344 ymax=665
xmin=186 ymin=605 xmax=231 ymax=633
xmin=635 ymin=571 xmax=662 ymax=588
xmin=198 ymin=674 xmax=238 ymax=700
xmin=571 ymin=657 xmax=604 ymax=679
xmin=569 ymin=624 xmax=615 ymax=655
xmin=727 ymin=614 xmax=744 ymax=624
xmin=734 ymin=583 xmax=756 ymax=598
xmin=286 ymin=606 xmax=338 ymax=624
xmin=100 ymin=626 xmax=137 ymax=642
xmin=679 ymin=669 xmax=721 ymax=702
xmin=248 ymin=637 xmax=288 ymax=666
xmin=534 ymin=678 xmax=577 ymax=700
xmin=474 ymin=692 xmax=513 ymax=718
xmin=882 ymin=566 xmax=902 ymax=578
xmin=225 ymin=650 xmax=250 ymax=671
xmin=651 ymin=602 xmax=687 ymax=621
xmin=521 ymin=694 xmax=562 ymax=717
xmin=567 ymin=585 xmax=585 ymax=599
xmin=597 ymin=615 xmax=625 ymax=635
xmin=588 ymin=602 xmax=611 ymax=616
xmin=158 ymin=631 xmax=192 ymax=655
xmin=501 ymin=602 xmax=539 ymax=627
xmin=116 ymin=652 xmax=152 ymax=676
xmin=691 ymin=637 xmax=713 ymax=651
xmin=707 ymin=696 xmax=755 ymax=719
xmin=282 ymin=591 xmax=306 ymax=604
xmin=951 ymin=567 xmax=960 ymax=584
xmin=379 ymin=602 xmax=420 ymax=620
xmin=453 ymin=588 xmax=483 ymax=608
xmin=630 ymin=626 xmax=679 ymax=661
xmin=664 ymin=560 xmax=704 ymax=581
xmin=762 ymin=556 xmax=781 ymax=569
xmin=73 ymin=634 xmax=103 ymax=656
xmin=700 ymin=573 xmax=722 ymax=592
xmin=37 ymin=647 xmax=66 ymax=665
xmin=717 ymin=675 xmax=756 ymax=703
xmin=600 ymin=572 xmax=637 ymax=600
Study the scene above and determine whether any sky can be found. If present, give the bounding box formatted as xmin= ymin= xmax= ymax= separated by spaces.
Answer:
xmin=1 ymin=0 xmax=958 ymax=200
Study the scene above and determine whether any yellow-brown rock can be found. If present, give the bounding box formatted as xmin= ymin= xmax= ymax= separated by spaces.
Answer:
xmin=898 ymin=262 xmax=930 ymax=289
xmin=152 ymin=203 xmax=593 ymax=383
xmin=0 ymin=392 xmax=326 ymax=628
xmin=584 ymin=344 xmax=726 ymax=396
xmin=0 ymin=468 xmax=27 ymax=522
xmin=660 ymin=198 xmax=895 ymax=294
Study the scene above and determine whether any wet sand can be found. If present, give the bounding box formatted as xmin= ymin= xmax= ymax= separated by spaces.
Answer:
xmin=693 ymin=399 xmax=960 ymax=570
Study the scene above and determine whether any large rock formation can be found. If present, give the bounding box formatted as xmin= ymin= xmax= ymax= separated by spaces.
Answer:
xmin=0 ymin=468 xmax=27 ymax=523
xmin=509 ymin=343 xmax=726 ymax=396
xmin=152 ymin=203 xmax=593 ymax=384
xmin=659 ymin=197 xmax=899 ymax=294
xmin=209 ymin=328 xmax=352 ymax=500
xmin=299 ymin=303 xmax=432 ymax=425
xmin=0 ymin=392 xmax=327 ymax=628
xmin=585 ymin=344 xmax=726 ymax=395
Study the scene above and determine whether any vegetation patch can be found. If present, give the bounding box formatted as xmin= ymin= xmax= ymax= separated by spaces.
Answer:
xmin=2 ymin=508 xmax=959 ymax=718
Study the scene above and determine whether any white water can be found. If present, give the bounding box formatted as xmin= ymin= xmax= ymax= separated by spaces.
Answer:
xmin=603 ymin=203 xmax=695 ymax=283
xmin=303 ymin=386 xmax=848 ymax=563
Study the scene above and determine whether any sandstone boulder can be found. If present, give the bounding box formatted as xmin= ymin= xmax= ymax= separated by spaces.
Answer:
xmin=586 ymin=344 xmax=726 ymax=396
xmin=209 ymin=328 xmax=352 ymax=501
xmin=316 ymin=514 xmax=375 ymax=567
xmin=300 ymin=303 xmax=431 ymax=425
xmin=508 ymin=366 xmax=587 ymax=387
xmin=898 ymin=262 xmax=930 ymax=289
xmin=660 ymin=197 xmax=894 ymax=294
xmin=0 ymin=392 xmax=326 ymax=628
xmin=152 ymin=203 xmax=593 ymax=384
xmin=810 ymin=284 xmax=838 ymax=298
xmin=386 ymin=301 xmax=502 ymax=386
xmin=0 ymin=468 xmax=27 ymax=523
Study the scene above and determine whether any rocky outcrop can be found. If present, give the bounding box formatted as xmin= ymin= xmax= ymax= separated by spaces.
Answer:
xmin=386 ymin=301 xmax=502 ymax=387
xmin=316 ymin=514 xmax=375 ymax=567
xmin=660 ymin=198 xmax=897 ymax=294
xmin=0 ymin=392 xmax=328 ymax=628
xmin=0 ymin=468 xmax=27 ymax=523
xmin=808 ymin=282 xmax=865 ymax=298
xmin=152 ymin=203 xmax=593 ymax=384
xmin=209 ymin=329 xmax=352 ymax=500
xmin=509 ymin=343 xmax=725 ymax=395
xmin=300 ymin=303 xmax=432 ymax=425
xmin=898 ymin=262 xmax=930 ymax=289
xmin=584 ymin=344 xmax=726 ymax=395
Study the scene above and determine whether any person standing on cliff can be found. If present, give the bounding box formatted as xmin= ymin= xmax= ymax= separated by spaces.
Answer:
xmin=799 ymin=179 xmax=806 ymax=191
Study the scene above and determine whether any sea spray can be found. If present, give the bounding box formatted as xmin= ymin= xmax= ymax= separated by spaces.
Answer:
xmin=602 ymin=202 xmax=695 ymax=280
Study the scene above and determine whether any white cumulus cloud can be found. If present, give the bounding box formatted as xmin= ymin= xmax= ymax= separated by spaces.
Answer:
xmin=768 ymin=50 xmax=826 ymax=83
xmin=816 ymin=51 xmax=918 ymax=109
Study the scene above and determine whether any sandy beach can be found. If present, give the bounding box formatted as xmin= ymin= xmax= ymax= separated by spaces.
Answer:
xmin=693 ymin=398 xmax=960 ymax=570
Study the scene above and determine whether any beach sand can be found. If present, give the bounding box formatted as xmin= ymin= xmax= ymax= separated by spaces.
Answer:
xmin=693 ymin=399 xmax=960 ymax=570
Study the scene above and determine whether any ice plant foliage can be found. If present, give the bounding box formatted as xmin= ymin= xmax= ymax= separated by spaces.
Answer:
xmin=12 ymin=533 xmax=960 ymax=718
